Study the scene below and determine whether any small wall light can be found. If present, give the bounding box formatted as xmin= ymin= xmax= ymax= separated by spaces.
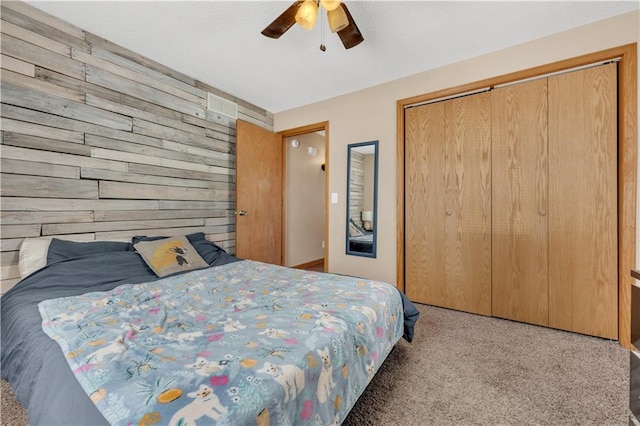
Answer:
xmin=291 ymin=139 xmax=300 ymax=148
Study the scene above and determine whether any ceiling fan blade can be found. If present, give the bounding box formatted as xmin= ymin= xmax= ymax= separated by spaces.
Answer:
xmin=337 ymin=3 xmax=364 ymax=49
xmin=261 ymin=1 xmax=304 ymax=39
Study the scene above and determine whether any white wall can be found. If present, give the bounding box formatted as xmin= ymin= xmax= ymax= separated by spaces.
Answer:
xmin=274 ymin=10 xmax=640 ymax=285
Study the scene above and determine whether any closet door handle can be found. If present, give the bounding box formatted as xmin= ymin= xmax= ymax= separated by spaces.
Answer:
xmin=446 ymin=211 xmax=453 ymax=216
xmin=538 ymin=209 xmax=547 ymax=216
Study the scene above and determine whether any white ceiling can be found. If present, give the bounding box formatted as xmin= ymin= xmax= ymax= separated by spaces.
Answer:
xmin=27 ymin=1 xmax=639 ymax=113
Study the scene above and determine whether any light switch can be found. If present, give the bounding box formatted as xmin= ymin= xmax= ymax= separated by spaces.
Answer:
xmin=331 ymin=192 xmax=338 ymax=204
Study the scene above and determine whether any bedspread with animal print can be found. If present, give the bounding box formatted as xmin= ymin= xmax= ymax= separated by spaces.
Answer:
xmin=38 ymin=260 xmax=404 ymax=426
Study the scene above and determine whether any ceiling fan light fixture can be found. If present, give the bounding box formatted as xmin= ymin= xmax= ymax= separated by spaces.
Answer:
xmin=320 ymin=0 xmax=341 ymax=12
xmin=328 ymin=6 xmax=349 ymax=33
xmin=295 ymin=0 xmax=318 ymax=31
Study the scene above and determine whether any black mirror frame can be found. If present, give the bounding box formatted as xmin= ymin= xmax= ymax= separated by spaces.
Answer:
xmin=345 ymin=140 xmax=379 ymax=258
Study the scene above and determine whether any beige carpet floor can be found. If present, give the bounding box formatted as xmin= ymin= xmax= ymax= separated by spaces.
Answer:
xmin=2 ymin=304 xmax=629 ymax=425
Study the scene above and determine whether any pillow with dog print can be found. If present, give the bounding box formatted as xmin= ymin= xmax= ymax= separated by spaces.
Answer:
xmin=134 ymin=235 xmax=208 ymax=277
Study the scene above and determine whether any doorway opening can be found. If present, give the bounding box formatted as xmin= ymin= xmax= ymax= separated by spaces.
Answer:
xmin=279 ymin=122 xmax=330 ymax=272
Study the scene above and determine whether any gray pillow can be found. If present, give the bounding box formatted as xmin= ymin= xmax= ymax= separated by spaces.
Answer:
xmin=47 ymin=239 xmax=133 ymax=264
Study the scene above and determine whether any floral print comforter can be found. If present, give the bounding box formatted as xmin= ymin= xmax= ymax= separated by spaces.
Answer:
xmin=39 ymin=260 xmax=404 ymax=425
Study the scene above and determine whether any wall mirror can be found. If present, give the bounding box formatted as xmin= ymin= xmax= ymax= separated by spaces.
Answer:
xmin=346 ymin=140 xmax=378 ymax=258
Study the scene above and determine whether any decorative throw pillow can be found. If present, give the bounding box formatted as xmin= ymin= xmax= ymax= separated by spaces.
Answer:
xmin=132 ymin=233 xmax=229 ymax=264
xmin=134 ymin=235 xmax=209 ymax=277
xmin=349 ymin=218 xmax=368 ymax=235
xmin=349 ymin=221 xmax=365 ymax=237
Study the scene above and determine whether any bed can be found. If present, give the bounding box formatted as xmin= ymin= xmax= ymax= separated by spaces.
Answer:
xmin=347 ymin=219 xmax=374 ymax=254
xmin=1 ymin=232 xmax=418 ymax=425
xmin=348 ymin=233 xmax=373 ymax=254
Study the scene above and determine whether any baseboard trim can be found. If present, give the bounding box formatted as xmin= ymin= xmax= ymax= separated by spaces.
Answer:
xmin=292 ymin=258 xmax=324 ymax=270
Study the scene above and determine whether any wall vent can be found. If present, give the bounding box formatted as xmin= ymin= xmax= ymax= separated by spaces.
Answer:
xmin=207 ymin=93 xmax=238 ymax=119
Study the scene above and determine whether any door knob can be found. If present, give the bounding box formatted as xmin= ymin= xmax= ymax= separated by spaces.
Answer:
xmin=446 ymin=211 xmax=453 ymax=216
xmin=538 ymin=209 xmax=547 ymax=216
xmin=237 ymin=210 xmax=247 ymax=216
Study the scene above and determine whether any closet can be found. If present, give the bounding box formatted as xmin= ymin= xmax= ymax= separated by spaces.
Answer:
xmin=405 ymin=92 xmax=492 ymax=316
xmin=405 ymin=63 xmax=618 ymax=339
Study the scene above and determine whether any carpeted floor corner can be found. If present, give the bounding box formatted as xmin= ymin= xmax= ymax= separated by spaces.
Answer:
xmin=1 ymin=377 xmax=27 ymax=426
xmin=343 ymin=304 xmax=629 ymax=425
xmin=1 ymin=304 xmax=629 ymax=425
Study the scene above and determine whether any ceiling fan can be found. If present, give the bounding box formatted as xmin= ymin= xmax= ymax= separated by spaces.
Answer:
xmin=261 ymin=0 xmax=364 ymax=50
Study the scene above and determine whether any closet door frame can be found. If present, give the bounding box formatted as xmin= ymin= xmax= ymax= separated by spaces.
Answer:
xmin=396 ymin=43 xmax=637 ymax=348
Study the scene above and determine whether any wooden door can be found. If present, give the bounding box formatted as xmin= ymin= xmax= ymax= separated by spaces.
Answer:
xmin=405 ymin=101 xmax=446 ymax=306
xmin=235 ymin=120 xmax=283 ymax=265
xmin=548 ymin=63 xmax=618 ymax=339
xmin=491 ymin=78 xmax=549 ymax=326
xmin=405 ymin=92 xmax=492 ymax=316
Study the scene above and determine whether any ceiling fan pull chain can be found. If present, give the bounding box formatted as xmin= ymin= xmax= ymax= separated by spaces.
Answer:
xmin=319 ymin=4 xmax=326 ymax=51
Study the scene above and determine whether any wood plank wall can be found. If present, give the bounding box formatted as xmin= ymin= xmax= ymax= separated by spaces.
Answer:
xmin=349 ymin=151 xmax=364 ymax=223
xmin=0 ymin=1 xmax=274 ymax=293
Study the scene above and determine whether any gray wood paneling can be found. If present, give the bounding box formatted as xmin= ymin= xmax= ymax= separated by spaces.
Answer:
xmin=2 ymin=1 xmax=85 ymax=39
xmin=128 ymin=163 xmax=235 ymax=183
xmin=86 ymin=94 xmax=207 ymax=135
xmin=349 ymin=152 xmax=365 ymax=222
xmin=1 ymin=173 xmax=98 ymax=199
xmin=2 ymin=82 xmax=133 ymax=131
xmin=3 ymin=131 xmax=92 ymax=156
xmin=132 ymin=118 xmax=231 ymax=153
xmin=1 ymin=68 xmax=83 ymax=101
xmin=42 ymin=218 xmax=205 ymax=235
xmin=95 ymin=226 xmax=212 ymax=240
xmin=1 ymin=19 xmax=71 ymax=56
xmin=2 ymin=145 xmax=128 ymax=172
xmin=0 ymin=251 xmax=19 ymax=267
xmin=89 ymin=44 xmax=205 ymax=98
xmin=81 ymin=168 xmax=218 ymax=189
xmin=1 ymin=54 xmax=35 ymax=76
xmin=84 ymin=134 xmax=232 ymax=168
xmin=86 ymin=65 xmax=206 ymax=119
xmin=1 ymin=33 xmax=85 ymax=79
xmin=0 ymin=238 xmax=24 ymax=252
xmin=1 ymin=224 xmax=41 ymax=238
xmin=1 ymin=211 xmax=93 ymax=225
xmin=91 ymin=147 xmax=230 ymax=175
xmin=1 ymin=158 xmax=80 ymax=179
xmin=1 ymin=265 xmax=20 ymax=280
xmin=1 ymin=197 xmax=160 ymax=211
xmin=183 ymin=113 xmax=235 ymax=135
xmin=73 ymin=49 xmax=204 ymax=105
xmin=99 ymin=181 xmax=232 ymax=201
xmin=94 ymin=209 xmax=231 ymax=222
xmin=158 ymin=200 xmax=235 ymax=210
xmin=1 ymin=117 xmax=83 ymax=143
xmin=0 ymin=1 xmax=272 ymax=293
xmin=0 ymin=278 xmax=20 ymax=293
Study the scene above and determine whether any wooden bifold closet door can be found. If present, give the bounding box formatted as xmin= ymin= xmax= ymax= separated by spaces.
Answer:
xmin=405 ymin=63 xmax=618 ymax=338
xmin=405 ymin=92 xmax=492 ymax=316
xmin=491 ymin=78 xmax=549 ymax=327
xmin=547 ymin=64 xmax=618 ymax=339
